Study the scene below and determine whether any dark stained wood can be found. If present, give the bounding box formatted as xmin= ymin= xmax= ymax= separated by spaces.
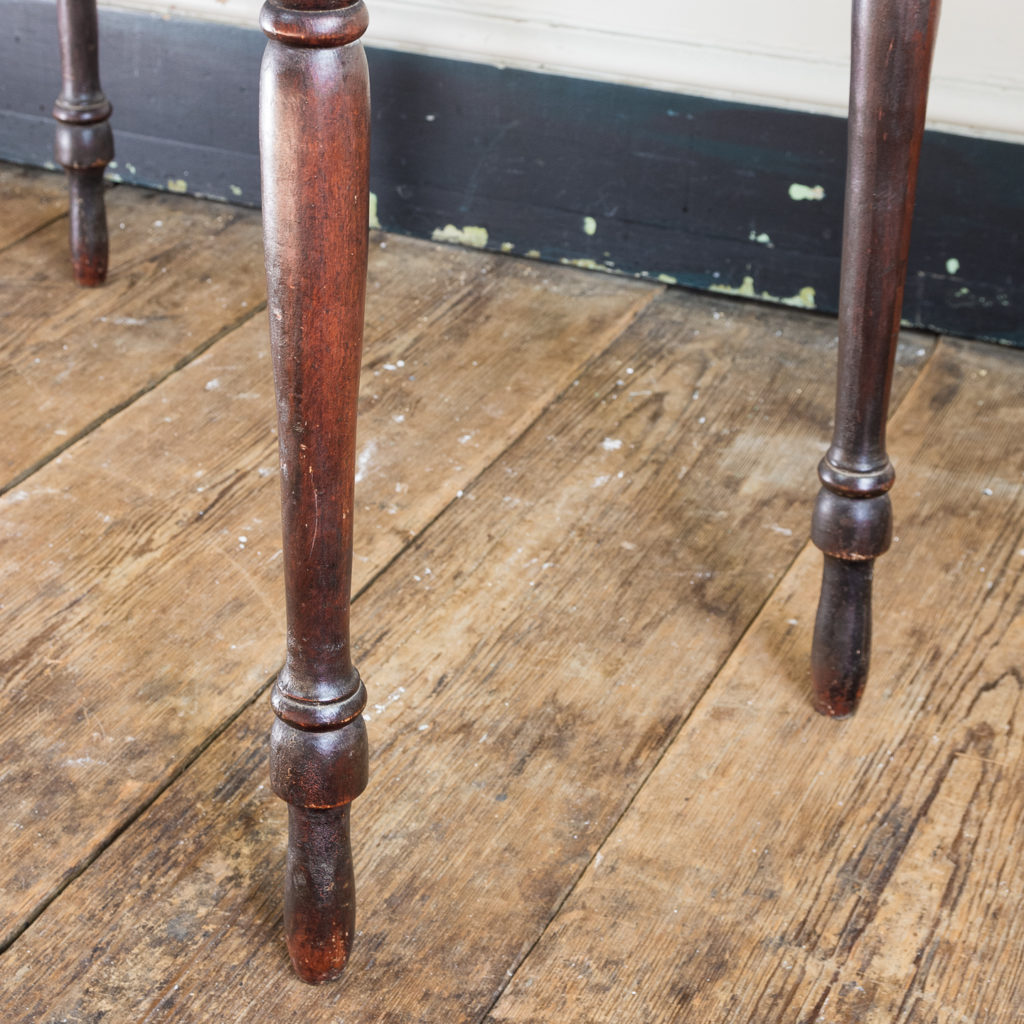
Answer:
xmin=0 ymin=185 xmax=266 ymax=489
xmin=0 ymin=165 xmax=70 ymax=252
xmin=53 ymin=0 xmax=113 ymax=286
xmin=0 ymin=284 xmax=933 ymax=1020
xmin=485 ymin=337 xmax=1024 ymax=1024
xmin=0 ymin=217 xmax=657 ymax=957
xmin=259 ymin=0 xmax=373 ymax=981
xmin=812 ymin=0 xmax=941 ymax=716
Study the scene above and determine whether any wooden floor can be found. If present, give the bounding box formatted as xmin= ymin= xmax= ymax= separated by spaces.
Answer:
xmin=2 ymin=163 xmax=1023 ymax=1023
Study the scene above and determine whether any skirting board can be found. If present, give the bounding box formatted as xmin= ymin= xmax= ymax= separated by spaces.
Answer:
xmin=3 ymin=0 xmax=1022 ymax=345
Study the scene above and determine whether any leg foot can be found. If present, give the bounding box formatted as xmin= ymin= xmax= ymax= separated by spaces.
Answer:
xmin=284 ymin=805 xmax=357 ymax=984
xmin=66 ymin=166 xmax=109 ymax=286
xmin=270 ymin=701 xmax=369 ymax=983
xmin=811 ymin=556 xmax=874 ymax=718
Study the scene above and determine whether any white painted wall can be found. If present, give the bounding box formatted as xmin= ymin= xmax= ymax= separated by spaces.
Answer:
xmin=105 ymin=0 xmax=1024 ymax=142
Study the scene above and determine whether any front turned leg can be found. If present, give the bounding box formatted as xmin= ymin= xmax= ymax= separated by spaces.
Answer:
xmin=811 ymin=0 xmax=940 ymax=717
xmin=54 ymin=0 xmax=113 ymax=286
xmin=259 ymin=0 xmax=371 ymax=982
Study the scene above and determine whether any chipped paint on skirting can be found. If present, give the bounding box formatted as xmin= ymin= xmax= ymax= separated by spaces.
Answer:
xmin=710 ymin=274 xmax=816 ymax=309
xmin=582 ymin=216 xmax=597 ymax=236
xmin=167 ymin=178 xmax=188 ymax=194
xmin=369 ymin=191 xmax=382 ymax=230
xmin=788 ymin=183 xmax=825 ymax=201
xmin=559 ymin=257 xmax=616 ymax=274
xmin=432 ymin=224 xmax=489 ymax=248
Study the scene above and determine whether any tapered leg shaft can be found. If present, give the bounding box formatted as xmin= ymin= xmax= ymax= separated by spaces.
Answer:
xmin=54 ymin=0 xmax=113 ymax=287
xmin=811 ymin=0 xmax=940 ymax=716
xmin=259 ymin=0 xmax=372 ymax=982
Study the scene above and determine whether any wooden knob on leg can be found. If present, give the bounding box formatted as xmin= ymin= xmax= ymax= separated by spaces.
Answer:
xmin=65 ymin=165 xmax=109 ymax=287
xmin=811 ymin=555 xmax=874 ymax=718
xmin=284 ymin=804 xmax=357 ymax=983
xmin=270 ymin=705 xmax=369 ymax=983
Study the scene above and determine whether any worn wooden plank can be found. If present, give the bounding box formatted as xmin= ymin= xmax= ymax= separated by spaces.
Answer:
xmin=0 ymin=288 xmax=932 ymax=1020
xmin=0 ymin=164 xmax=71 ymax=251
xmin=0 ymin=182 xmax=266 ymax=488
xmin=485 ymin=337 xmax=1024 ymax=1024
xmin=0 ymin=228 xmax=656 ymax=954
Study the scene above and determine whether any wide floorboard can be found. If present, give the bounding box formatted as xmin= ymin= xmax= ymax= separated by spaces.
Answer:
xmin=2 ymin=167 xmax=1021 ymax=1023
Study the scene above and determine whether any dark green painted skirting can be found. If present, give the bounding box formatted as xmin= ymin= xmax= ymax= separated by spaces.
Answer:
xmin=3 ymin=0 xmax=1022 ymax=345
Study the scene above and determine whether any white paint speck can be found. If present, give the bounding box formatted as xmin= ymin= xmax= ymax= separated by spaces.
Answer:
xmin=354 ymin=440 xmax=376 ymax=484
xmin=601 ymin=437 xmax=623 ymax=451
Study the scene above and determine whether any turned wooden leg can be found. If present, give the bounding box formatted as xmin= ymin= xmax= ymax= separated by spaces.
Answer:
xmin=54 ymin=0 xmax=113 ymax=287
xmin=259 ymin=0 xmax=371 ymax=983
xmin=811 ymin=0 xmax=940 ymax=717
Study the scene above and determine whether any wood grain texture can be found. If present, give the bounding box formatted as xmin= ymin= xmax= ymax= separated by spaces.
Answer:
xmin=486 ymin=338 xmax=1024 ymax=1024
xmin=0 ymin=287 xmax=931 ymax=1020
xmin=0 ymin=165 xmax=71 ymax=251
xmin=0 ymin=229 xmax=655 ymax=952
xmin=0 ymin=183 xmax=266 ymax=488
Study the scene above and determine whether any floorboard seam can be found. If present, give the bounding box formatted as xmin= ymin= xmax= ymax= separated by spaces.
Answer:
xmin=474 ymin=326 xmax=943 ymax=1023
xmin=0 ymin=281 xmax=662 ymax=958
xmin=0 ymin=300 xmax=267 ymax=498
xmin=0 ymin=211 xmax=68 ymax=257
xmin=347 ymin=284 xmax=666 ymax=607
xmin=0 ymin=180 xmax=121 ymax=258
xmin=0 ymin=667 xmax=273 ymax=957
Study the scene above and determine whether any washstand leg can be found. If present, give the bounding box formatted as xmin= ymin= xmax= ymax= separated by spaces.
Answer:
xmin=54 ymin=0 xmax=113 ymax=287
xmin=259 ymin=0 xmax=372 ymax=982
xmin=811 ymin=0 xmax=940 ymax=717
